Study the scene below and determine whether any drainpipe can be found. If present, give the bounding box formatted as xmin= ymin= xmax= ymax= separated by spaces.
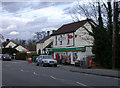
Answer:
xmin=73 ymin=32 xmax=75 ymax=47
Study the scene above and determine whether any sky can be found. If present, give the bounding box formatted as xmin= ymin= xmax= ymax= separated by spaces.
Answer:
xmin=0 ymin=0 xmax=88 ymax=40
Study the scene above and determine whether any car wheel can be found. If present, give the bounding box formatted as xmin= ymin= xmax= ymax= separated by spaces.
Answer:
xmin=41 ymin=63 xmax=45 ymax=67
xmin=36 ymin=63 xmax=39 ymax=66
xmin=54 ymin=64 xmax=57 ymax=67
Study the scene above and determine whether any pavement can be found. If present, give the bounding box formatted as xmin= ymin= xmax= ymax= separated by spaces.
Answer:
xmin=58 ymin=64 xmax=120 ymax=78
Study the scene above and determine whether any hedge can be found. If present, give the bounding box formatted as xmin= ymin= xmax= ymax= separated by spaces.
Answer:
xmin=16 ymin=52 xmax=27 ymax=60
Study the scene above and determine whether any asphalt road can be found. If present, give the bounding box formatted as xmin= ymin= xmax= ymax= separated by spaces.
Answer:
xmin=2 ymin=60 xmax=119 ymax=87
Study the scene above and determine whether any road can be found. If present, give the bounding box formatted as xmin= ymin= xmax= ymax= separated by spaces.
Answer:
xmin=2 ymin=60 xmax=119 ymax=87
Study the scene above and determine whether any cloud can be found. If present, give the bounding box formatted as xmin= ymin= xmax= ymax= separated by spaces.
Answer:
xmin=9 ymin=31 xmax=19 ymax=35
xmin=1 ymin=2 xmax=76 ymax=40
xmin=2 ymin=2 xmax=29 ymax=13
xmin=2 ymin=2 xmax=72 ymax=13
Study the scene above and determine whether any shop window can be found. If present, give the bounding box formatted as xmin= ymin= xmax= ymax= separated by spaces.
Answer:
xmin=73 ymin=52 xmax=78 ymax=61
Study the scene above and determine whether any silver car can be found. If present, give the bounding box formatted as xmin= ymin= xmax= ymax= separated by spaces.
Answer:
xmin=36 ymin=55 xmax=57 ymax=67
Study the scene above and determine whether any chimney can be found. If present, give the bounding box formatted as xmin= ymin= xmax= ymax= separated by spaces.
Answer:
xmin=47 ymin=31 xmax=50 ymax=36
xmin=52 ymin=30 xmax=56 ymax=34
xmin=6 ymin=39 xmax=10 ymax=43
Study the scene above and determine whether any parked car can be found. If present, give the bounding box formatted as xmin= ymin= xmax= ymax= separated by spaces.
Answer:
xmin=2 ymin=54 xmax=12 ymax=61
xmin=36 ymin=55 xmax=57 ymax=67
xmin=74 ymin=60 xmax=80 ymax=66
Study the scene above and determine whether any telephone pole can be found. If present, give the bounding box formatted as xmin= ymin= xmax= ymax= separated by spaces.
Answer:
xmin=112 ymin=0 xmax=116 ymax=69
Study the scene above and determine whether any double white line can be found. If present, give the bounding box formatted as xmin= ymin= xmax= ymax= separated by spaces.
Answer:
xmin=50 ymin=76 xmax=56 ymax=80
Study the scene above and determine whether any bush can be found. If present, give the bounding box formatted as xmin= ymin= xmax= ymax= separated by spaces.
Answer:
xmin=2 ymin=48 xmax=19 ymax=55
xmin=16 ymin=52 xmax=27 ymax=60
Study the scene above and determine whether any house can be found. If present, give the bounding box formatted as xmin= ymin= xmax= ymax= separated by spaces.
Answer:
xmin=36 ymin=31 xmax=54 ymax=54
xmin=3 ymin=39 xmax=28 ymax=52
xmin=47 ymin=19 xmax=96 ymax=64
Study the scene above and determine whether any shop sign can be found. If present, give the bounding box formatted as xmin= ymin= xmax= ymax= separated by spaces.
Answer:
xmin=68 ymin=35 xmax=73 ymax=39
xmin=48 ymin=47 xmax=86 ymax=52
xmin=58 ymin=37 xmax=66 ymax=41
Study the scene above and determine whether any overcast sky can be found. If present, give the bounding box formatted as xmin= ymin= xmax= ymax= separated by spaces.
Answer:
xmin=0 ymin=1 xmax=88 ymax=40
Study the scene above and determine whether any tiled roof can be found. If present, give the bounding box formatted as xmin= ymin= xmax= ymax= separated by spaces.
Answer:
xmin=38 ymin=35 xmax=51 ymax=43
xmin=2 ymin=41 xmax=9 ymax=47
xmin=51 ymin=19 xmax=88 ymax=35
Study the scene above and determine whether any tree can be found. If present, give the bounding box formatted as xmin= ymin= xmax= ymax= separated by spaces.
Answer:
xmin=2 ymin=48 xmax=19 ymax=55
xmin=11 ymin=38 xmax=26 ymax=48
xmin=69 ymin=1 xmax=120 ymax=68
xmin=33 ymin=31 xmax=47 ymax=42
xmin=26 ymin=39 xmax=36 ymax=51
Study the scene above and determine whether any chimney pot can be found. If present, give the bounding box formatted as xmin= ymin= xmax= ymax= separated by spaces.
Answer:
xmin=52 ymin=30 xmax=56 ymax=34
xmin=47 ymin=31 xmax=50 ymax=36
xmin=6 ymin=39 xmax=10 ymax=42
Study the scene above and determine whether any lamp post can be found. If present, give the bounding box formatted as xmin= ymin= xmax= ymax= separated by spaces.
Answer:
xmin=112 ymin=0 xmax=116 ymax=69
xmin=13 ymin=53 xmax=16 ymax=60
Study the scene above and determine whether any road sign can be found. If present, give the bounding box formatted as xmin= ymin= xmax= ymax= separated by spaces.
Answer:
xmin=26 ymin=51 xmax=31 ymax=54
xmin=13 ymin=53 xmax=16 ymax=56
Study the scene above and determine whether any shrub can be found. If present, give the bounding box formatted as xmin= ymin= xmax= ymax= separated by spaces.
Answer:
xmin=2 ymin=48 xmax=19 ymax=55
xmin=16 ymin=52 xmax=27 ymax=60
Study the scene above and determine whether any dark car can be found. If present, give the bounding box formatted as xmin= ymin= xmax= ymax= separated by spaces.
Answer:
xmin=2 ymin=54 xmax=12 ymax=61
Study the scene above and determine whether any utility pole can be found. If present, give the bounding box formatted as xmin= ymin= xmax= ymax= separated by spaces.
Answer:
xmin=112 ymin=0 xmax=116 ymax=69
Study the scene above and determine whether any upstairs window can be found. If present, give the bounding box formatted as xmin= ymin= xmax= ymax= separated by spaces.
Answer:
xmin=67 ymin=34 xmax=70 ymax=45
xmin=60 ymin=35 xmax=62 ymax=45
xmin=55 ymin=36 xmax=57 ymax=45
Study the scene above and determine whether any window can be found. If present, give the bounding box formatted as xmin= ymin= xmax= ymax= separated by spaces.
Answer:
xmin=67 ymin=34 xmax=69 ymax=45
xmin=60 ymin=35 xmax=62 ymax=45
xmin=55 ymin=36 xmax=57 ymax=45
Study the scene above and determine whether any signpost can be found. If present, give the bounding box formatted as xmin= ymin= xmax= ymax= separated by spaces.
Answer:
xmin=13 ymin=53 xmax=16 ymax=60
xmin=26 ymin=51 xmax=32 ymax=63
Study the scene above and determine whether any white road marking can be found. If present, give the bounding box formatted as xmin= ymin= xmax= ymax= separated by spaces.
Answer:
xmin=50 ymin=76 xmax=56 ymax=80
xmin=84 ymin=74 xmax=89 ymax=75
xmin=20 ymin=69 xmax=23 ymax=71
xmin=76 ymin=82 xmax=87 ymax=86
xmin=33 ymin=72 xmax=39 ymax=75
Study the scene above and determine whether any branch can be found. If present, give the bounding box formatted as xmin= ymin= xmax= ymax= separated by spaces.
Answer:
xmin=82 ymin=25 xmax=94 ymax=36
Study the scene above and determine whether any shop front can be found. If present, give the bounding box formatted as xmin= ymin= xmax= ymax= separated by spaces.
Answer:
xmin=47 ymin=47 xmax=86 ymax=64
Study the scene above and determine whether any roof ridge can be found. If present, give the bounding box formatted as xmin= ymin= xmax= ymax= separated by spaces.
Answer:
xmin=51 ymin=19 xmax=88 ymax=36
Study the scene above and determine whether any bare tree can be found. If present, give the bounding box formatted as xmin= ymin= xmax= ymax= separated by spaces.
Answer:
xmin=26 ymin=39 xmax=36 ymax=51
xmin=0 ymin=34 xmax=4 ymax=39
xmin=11 ymin=38 xmax=26 ymax=48
xmin=33 ymin=31 xmax=47 ymax=42
xmin=68 ymin=1 xmax=120 ymax=68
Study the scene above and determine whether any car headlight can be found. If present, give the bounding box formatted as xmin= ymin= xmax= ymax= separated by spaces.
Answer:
xmin=44 ymin=60 xmax=48 ymax=63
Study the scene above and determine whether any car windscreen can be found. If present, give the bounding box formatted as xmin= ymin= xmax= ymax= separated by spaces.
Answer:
xmin=42 ymin=56 xmax=53 ymax=59
xmin=3 ymin=54 xmax=10 ymax=57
